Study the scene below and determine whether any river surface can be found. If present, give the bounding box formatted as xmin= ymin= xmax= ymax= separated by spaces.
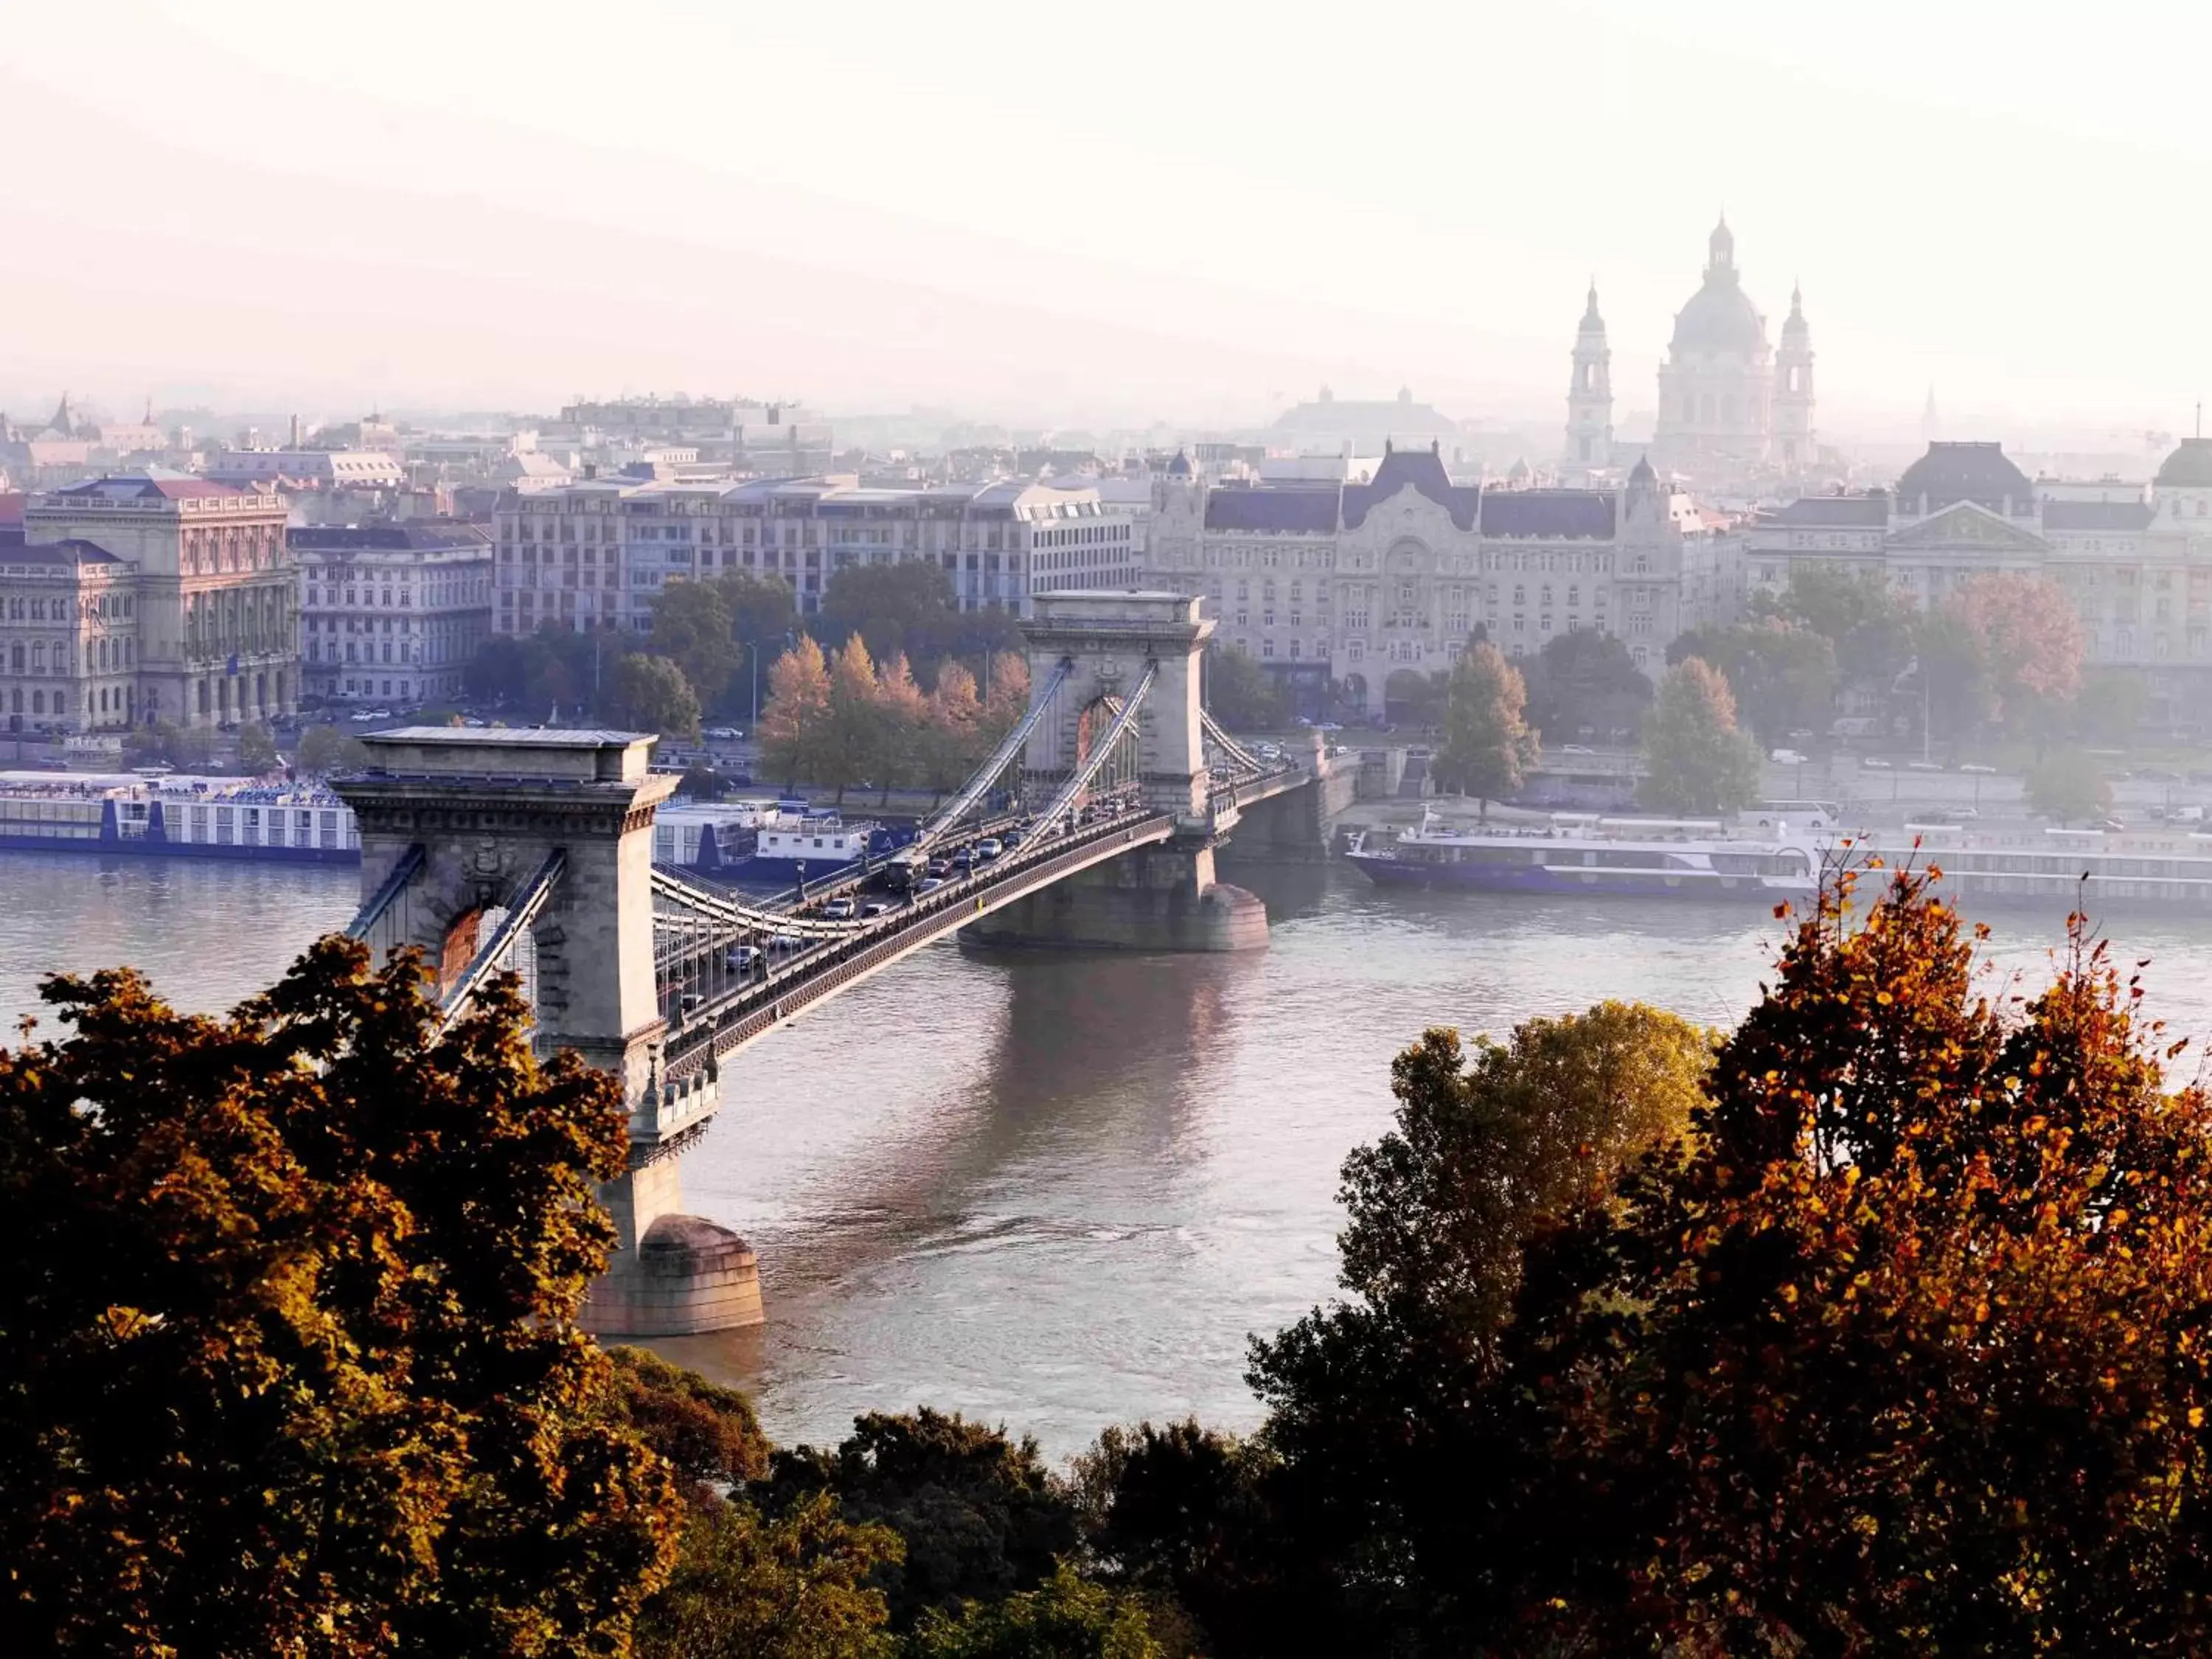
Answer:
xmin=7 ymin=849 xmax=2212 ymax=1458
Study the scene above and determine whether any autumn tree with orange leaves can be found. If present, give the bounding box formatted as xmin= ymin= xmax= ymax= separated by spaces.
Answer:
xmin=1105 ymin=866 xmax=2212 ymax=1657
xmin=0 ymin=942 xmax=682 ymax=1657
xmin=1944 ymin=570 xmax=2085 ymax=724
xmin=1486 ymin=869 xmax=2212 ymax=1653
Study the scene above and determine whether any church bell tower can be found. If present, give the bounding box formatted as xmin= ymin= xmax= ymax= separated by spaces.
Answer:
xmin=1563 ymin=282 xmax=1613 ymax=476
xmin=1775 ymin=283 xmax=1815 ymax=472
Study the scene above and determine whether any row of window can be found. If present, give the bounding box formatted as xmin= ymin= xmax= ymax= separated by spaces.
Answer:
xmin=0 ymin=594 xmax=132 ymax=622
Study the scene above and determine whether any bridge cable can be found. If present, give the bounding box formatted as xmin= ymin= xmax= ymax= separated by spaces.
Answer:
xmin=912 ymin=656 xmax=1073 ymax=850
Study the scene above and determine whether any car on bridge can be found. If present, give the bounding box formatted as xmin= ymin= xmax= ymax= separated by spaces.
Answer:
xmin=975 ymin=837 xmax=1003 ymax=861
xmin=916 ymin=876 xmax=946 ymax=894
xmin=724 ymin=945 xmax=762 ymax=970
xmin=821 ymin=897 xmax=856 ymax=920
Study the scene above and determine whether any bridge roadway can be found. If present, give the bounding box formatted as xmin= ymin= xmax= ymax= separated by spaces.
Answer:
xmin=654 ymin=759 xmax=1311 ymax=1082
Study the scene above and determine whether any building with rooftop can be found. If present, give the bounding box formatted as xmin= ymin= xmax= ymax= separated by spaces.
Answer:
xmin=1747 ymin=437 xmax=2212 ymax=720
xmin=292 ymin=524 xmax=493 ymax=707
xmin=1147 ymin=444 xmax=1742 ymax=717
xmin=490 ymin=476 xmax=1138 ymax=637
xmin=0 ymin=469 xmax=299 ymax=733
xmin=203 ymin=449 xmax=406 ymax=490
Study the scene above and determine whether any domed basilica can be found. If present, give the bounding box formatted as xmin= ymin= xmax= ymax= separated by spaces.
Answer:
xmin=1565 ymin=218 xmax=1816 ymax=484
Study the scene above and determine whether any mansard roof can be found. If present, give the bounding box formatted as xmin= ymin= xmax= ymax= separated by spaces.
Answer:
xmin=2042 ymin=500 xmax=2154 ymax=532
xmin=1478 ymin=490 xmax=1615 ymax=539
xmin=1203 ymin=485 xmax=1341 ymax=533
xmin=1342 ymin=445 xmax=1479 ymax=531
xmin=1769 ymin=494 xmax=1891 ymax=527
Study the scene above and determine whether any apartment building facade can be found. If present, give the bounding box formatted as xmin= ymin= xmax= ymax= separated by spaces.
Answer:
xmin=292 ymin=523 xmax=494 ymax=706
xmin=490 ymin=476 xmax=1138 ymax=636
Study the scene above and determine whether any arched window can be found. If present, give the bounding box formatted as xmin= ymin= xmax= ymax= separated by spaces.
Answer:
xmin=31 ymin=690 xmax=42 ymax=714
xmin=7 ymin=644 xmax=18 ymax=673
xmin=1722 ymin=395 xmax=1737 ymax=425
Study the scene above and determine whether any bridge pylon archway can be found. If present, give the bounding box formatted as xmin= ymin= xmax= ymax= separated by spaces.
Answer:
xmin=335 ymin=728 xmax=760 ymax=1337
xmin=1020 ymin=591 xmax=1212 ymax=825
xmin=973 ymin=591 xmax=1269 ymax=951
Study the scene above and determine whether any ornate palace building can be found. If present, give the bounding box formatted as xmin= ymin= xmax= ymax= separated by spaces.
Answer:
xmin=0 ymin=469 xmax=299 ymax=733
xmin=1566 ymin=218 xmax=1817 ymax=485
xmin=1746 ymin=439 xmax=2212 ymax=721
xmin=1146 ymin=444 xmax=1743 ymax=716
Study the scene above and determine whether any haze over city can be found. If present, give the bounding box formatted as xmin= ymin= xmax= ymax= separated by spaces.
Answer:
xmin=10 ymin=0 xmax=2211 ymax=438
xmin=27 ymin=7 xmax=2212 ymax=1655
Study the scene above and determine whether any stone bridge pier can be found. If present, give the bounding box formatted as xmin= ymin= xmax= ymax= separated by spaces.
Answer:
xmin=966 ymin=592 xmax=1267 ymax=952
xmin=336 ymin=728 xmax=762 ymax=1338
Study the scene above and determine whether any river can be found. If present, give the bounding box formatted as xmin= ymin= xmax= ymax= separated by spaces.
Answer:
xmin=5 ymin=849 xmax=2211 ymax=1457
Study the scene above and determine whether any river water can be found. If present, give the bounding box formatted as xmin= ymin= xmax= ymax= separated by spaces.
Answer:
xmin=7 ymin=850 xmax=2212 ymax=1457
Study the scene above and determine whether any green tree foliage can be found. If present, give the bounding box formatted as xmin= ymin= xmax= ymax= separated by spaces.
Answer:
xmin=1761 ymin=563 xmax=1915 ymax=689
xmin=1910 ymin=601 xmax=1994 ymax=741
xmin=905 ymin=1563 xmax=1163 ymax=1659
xmin=1432 ymin=640 xmax=1540 ymax=813
xmin=616 ymin=652 xmax=704 ymax=742
xmin=465 ymin=624 xmax=624 ymax=720
xmin=2025 ymin=747 xmax=2114 ymax=823
xmin=1639 ymin=655 xmax=1761 ymax=814
xmin=649 ymin=578 xmax=745 ymax=711
xmin=1522 ymin=627 xmax=1652 ymax=742
xmin=762 ymin=1409 xmax=1082 ymax=1630
xmin=816 ymin=563 xmax=1018 ymax=671
xmin=236 ymin=721 xmax=279 ymax=772
xmin=1382 ymin=667 xmax=1448 ymax=728
xmin=2072 ymin=667 xmax=2148 ymax=745
xmin=1666 ymin=616 xmax=1837 ymax=745
xmin=721 ymin=571 xmax=801 ymax=659
xmin=0 ymin=939 xmax=681 ymax=1655
xmin=295 ymin=721 xmax=369 ymax=776
xmin=1070 ymin=1420 xmax=1279 ymax=1659
xmin=1205 ymin=644 xmax=1289 ymax=730
xmin=636 ymin=1494 xmax=902 ymax=1659
xmin=1231 ymin=1005 xmax=1716 ymax=1651
xmin=604 ymin=1346 xmax=773 ymax=1500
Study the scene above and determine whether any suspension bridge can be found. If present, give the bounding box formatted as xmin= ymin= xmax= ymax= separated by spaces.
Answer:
xmin=334 ymin=593 xmax=1355 ymax=1335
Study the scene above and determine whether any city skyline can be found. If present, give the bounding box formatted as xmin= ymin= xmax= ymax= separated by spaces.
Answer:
xmin=7 ymin=1 xmax=2212 ymax=436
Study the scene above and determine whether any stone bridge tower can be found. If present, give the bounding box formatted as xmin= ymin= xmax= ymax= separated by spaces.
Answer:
xmin=335 ymin=728 xmax=760 ymax=1337
xmin=1020 ymin=590 xmax=1213 ymax=824
xmin=975 ymin=591 xmax=1267 ymax=950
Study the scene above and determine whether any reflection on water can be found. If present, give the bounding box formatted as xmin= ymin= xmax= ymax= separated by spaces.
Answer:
xmin=10 ymin=849 xmax=2212 ymax=1455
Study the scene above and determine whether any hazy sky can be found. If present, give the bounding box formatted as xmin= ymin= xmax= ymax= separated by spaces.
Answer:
xmin=6 ymin=1 xmax=2208 ymax=440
